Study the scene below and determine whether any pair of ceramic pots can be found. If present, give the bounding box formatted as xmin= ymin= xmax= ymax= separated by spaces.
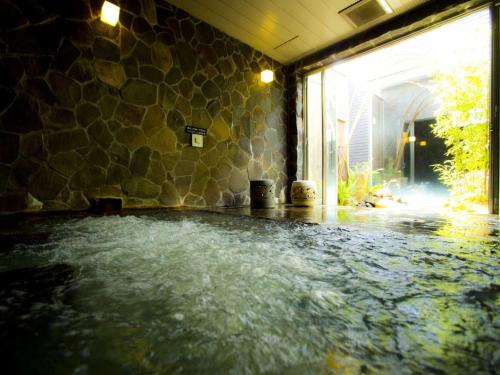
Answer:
xmin=250 ymin=180 xmax=318 ymax=208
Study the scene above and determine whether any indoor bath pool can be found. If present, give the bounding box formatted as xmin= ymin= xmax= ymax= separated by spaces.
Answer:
xmin=0 ymin=210 xmax=498 ymax=374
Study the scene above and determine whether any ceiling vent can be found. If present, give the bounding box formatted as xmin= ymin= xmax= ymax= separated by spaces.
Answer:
xmin=339 ymin=0 xmax=393 ymax=28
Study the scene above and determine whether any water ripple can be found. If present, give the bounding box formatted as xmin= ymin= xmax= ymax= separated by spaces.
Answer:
xmin=0 ymin=211 xmax=498 ymax=374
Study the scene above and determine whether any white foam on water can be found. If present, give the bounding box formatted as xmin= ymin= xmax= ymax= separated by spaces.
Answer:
xmin=1 ymin=211 xmax=498 ymax=374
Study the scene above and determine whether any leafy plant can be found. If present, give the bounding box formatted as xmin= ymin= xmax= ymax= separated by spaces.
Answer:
xmin=338 ymin=162 xmax=382 ymax=206
xmin=338 ymin=169 xmax=356 ymax=206
xmin=373 ymin=158 xmax=402 ymax=187
xmin=431 ymin=61 xmax=489 ymax=208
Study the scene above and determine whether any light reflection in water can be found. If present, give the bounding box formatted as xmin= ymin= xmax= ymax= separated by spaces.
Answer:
xmin=0 ymin=210 xmax=498 ymax=374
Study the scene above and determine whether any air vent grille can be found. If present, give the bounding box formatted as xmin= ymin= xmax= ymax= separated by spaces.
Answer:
xmin=339 ymin=0 xmax=390 ymax=28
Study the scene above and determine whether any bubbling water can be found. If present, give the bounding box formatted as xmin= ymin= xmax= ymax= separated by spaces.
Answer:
xmin=0 ymin=211 xmax=498 ymax=374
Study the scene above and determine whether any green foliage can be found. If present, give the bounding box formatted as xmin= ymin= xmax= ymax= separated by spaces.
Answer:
xmin=431 ymin=61 xmax=489 ymax=207
xmin=338 ymin=163 xmax=382 ymax=206
xmin=374 ymin=158 xmax=402 ymax=187
xmin=338 ymin=169 xmax=356 ymax=206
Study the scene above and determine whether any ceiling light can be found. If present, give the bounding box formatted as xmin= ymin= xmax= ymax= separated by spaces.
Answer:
xmin=261 ymin=69 xmax=274 ymax=83
xmin=376 ymin=0 xmax=393 ymax=14
xmin=101 ymin=1 xmax=120 ymax=26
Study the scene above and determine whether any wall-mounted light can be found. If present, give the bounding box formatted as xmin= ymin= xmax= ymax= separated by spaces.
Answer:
xmin=101 ymin=1 xmax=120 ymax=26
xmin=261 ymin=69 xmax=274 ymax=83
xmin=419 ymin=140 xmax=427 ymax=147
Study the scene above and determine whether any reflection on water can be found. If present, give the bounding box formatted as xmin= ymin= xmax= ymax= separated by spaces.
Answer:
xmin=435 ymin=212 xmax=496 ymax=239
xmin=0 ymin=210 xmax=498 ymax=374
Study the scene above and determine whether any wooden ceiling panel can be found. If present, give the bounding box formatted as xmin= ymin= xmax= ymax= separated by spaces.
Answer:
xmin=166 ymin=0 xmax=288 ymax=61
xmin=239 ymin=0 xmax=329 ymax=47
xmin=217 ymin=0 xmax=293 ymax=42
xmin=165 ymin=0 xmax=429 ymax=64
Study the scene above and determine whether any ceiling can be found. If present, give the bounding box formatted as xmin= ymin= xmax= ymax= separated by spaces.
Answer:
xmin=164 ymin=0 xmax=428 ymax=65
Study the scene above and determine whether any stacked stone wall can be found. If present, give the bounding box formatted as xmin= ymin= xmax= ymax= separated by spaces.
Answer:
xmin=0 ymin=0 xmax=287 ymax=213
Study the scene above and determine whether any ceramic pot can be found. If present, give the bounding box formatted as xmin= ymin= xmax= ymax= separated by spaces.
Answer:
xmin=291 ymin=180 xmax=317 ymax=207
xmin=250 ymin=180 xmax=275 ymax=208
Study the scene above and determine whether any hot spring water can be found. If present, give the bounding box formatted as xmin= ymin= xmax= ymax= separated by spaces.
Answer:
xmin=0 ymin=211 xmax=498 ymax=374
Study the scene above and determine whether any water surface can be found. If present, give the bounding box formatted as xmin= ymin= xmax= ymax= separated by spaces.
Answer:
xmin=0 ymin=210 xmax=498 ymax=374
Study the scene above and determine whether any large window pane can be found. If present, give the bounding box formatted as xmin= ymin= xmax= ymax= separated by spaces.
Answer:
xmin=306 ymin=72 xmax=323 ymax=203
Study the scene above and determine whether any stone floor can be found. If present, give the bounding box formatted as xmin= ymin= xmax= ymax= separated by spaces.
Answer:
xmin=0 ymin=204 xmax=498 ymax=240
xmin=203 ymin=204 xmax=500 ymax=238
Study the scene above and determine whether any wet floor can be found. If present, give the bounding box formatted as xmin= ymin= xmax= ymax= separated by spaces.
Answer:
xmin=214 ymin=205 xmax=500 ymax=238
xmin=0 ymin=208 xmax=498 ymax=374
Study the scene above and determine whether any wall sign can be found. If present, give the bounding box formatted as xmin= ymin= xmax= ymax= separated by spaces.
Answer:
xmin=185 ymin=126 xmax=207 ymax=135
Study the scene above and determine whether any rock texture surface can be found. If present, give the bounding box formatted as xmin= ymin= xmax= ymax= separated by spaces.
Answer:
xmin=0 ymin=0 xmax=287 ymax=213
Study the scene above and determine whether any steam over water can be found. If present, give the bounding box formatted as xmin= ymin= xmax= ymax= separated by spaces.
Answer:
xmin=0 ymin=211 xmax=498 ymax=374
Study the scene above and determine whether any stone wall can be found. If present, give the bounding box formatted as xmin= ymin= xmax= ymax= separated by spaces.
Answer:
xmin=0 ymin=0 xmax=287 ymax=213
